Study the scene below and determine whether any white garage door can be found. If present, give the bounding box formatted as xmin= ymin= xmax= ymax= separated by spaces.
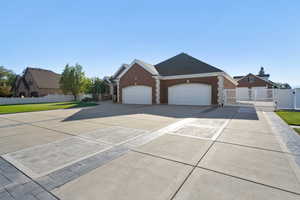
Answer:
xmin=122 ymin=86 xmax=152 ymax=104
xmin=168 ymin=83 xmax=211 ymax=105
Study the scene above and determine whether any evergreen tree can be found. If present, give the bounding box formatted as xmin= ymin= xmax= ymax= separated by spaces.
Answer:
xmin=259 ymin=67 xmax=265 ymax=76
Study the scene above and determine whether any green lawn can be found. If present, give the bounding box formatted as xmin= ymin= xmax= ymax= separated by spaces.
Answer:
xmin=294 ymin=128 xmax=300 ymax=135
xmin=0 ymin=101 xmax=97 ymax=114
xmin=276 ymin=111 xmax=300 ymax=126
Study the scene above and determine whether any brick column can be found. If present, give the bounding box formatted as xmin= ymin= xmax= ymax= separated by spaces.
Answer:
xmin=116 ymin=80 xmax=120 ymax=103
xmin=154 ymin=77 xmax=160 ymax=104
xmin=217 ymin=75 xmax=224 ymax=105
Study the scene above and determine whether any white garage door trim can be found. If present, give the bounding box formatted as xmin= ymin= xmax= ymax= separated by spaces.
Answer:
xmin=122 ymin=85 xmax=152 ymax=104
xmin=168 ymin=83 xmax=212 ymax=106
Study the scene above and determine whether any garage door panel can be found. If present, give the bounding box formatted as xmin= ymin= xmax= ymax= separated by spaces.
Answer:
xmin=122 ymin=86 xmax=152 ymax=104
xmin=168 ymin=83 xmax=211 ymax=105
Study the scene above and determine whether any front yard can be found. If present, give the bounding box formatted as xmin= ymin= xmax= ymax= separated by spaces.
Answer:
xmin=0 ymin=101 xmax=97 ymax=114
xmin=294 ymin=128 xmax=300 ymax=135
xmin=276 ymin=110 xmax=300 ymax=126
xmin=276 ymin=110 xmax=300 ymax=135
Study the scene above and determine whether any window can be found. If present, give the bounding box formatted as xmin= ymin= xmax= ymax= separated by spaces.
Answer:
xmin=248 ymin=76 xmax=255 ymax=83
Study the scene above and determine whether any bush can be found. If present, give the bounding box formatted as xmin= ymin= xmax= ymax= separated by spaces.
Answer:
xmin=0 ymin=86 xmax=13 ymax=97
xmin=81 ymin=97 xmax=94 ymax=102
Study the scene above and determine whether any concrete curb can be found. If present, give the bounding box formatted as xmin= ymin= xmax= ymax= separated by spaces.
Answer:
xmin=264 ymin=112 xmax=300 ymax=183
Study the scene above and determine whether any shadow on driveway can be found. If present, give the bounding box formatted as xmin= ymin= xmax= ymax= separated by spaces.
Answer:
xmin=62 ymin=102 xmax=259 ymax=122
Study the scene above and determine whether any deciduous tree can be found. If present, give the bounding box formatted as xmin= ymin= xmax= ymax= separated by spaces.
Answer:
xmin=59 ymin=64 xmax=86 ymax=100
xmin=0 ymin=66 xmax=16 ymax=97
xmin=86 ymin=77 xmax=107 ymax=101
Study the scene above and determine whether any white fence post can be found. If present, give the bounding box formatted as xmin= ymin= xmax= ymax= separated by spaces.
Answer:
xmin=295 ymin=88 xmax=300 ymax=110
xmin=223 ymin=90 xmax=226 ymax=105
xmin=224 ymin=88 xmax=300 ymax=111
xmin=294 ymin=89 xmax=296 ymax=110
xmin=255 ymin=89 xmax=257 ymax=104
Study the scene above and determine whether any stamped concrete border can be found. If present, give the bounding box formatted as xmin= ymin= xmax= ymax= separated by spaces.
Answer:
xmin=264 ymin=112 xmax=300 ymax=181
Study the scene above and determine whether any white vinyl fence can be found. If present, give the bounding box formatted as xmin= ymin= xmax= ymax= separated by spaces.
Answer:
xmin=0 ymin=94 xmax=74 ymax=105
xmin=295 ymin=88 xmax=300 ymax=110
xmin=236 ymin=88 xmax=274 ymax=102
xmin=224 ymin=88 xmax=300 ymax=110
xmin=274 ymin=89 xmax=294 ymax=110
xmin=275 ymin=88 xmax=300 ymax=110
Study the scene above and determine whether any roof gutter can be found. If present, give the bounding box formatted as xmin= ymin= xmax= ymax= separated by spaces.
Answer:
xmin=154 ymin=72 xmax=238 ymax=85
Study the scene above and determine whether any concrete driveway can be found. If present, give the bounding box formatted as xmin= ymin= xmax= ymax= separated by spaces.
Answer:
xmin=0 ymin=102 xmax=299 ymax=200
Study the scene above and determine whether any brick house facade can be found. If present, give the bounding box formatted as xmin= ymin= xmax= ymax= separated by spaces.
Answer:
xmin=114 ymin=53 xmax=237 ymax=105
xmin=236 ymin=73 xmax=274 ymax=88
xmin=119 ymin=63 xmax=157 ymax=104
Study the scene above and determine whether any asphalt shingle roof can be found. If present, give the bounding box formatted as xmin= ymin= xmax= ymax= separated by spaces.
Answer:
xmin=154 ymin=53 xmax=223 ymax=76
xmin=26 ymin=68 xmax=61 ymax=89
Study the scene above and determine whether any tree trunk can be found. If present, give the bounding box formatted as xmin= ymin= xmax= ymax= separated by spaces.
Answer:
xmin=73 ymin=93 xmax=77 ymax=101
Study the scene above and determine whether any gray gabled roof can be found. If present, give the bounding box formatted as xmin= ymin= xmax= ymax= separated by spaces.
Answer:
xmin=154 ymin=53 xmax=223 ymax=76
xmin=133 ymin=59 xmax=159 ymax=75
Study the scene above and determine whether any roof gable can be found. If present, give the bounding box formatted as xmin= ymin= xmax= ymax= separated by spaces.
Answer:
xmin=238 ymin=73 xmax=276 ymax=86
xmin=116 ymin=59 xmax=159 ymax=79
xmin=25 ymin=68 xmax=61 ymax=89
xmin=154 ymin=53 xmax=223 ymax=76
xmin=16 ymin=77 xmax=29 ymax=90
xmin=113 ymin=53 xmax=237 ymax=85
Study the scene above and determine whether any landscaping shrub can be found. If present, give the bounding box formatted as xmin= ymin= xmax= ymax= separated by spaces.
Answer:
xmin=81 ymin=97 xmax=94 ymax=102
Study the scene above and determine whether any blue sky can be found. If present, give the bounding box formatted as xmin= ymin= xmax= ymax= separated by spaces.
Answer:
xmin=1 ymin=0 xmax=299 ymax=87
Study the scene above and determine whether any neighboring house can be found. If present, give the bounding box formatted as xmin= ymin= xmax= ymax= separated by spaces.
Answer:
xmin=12 ymin=67 xmax=63 ymax=97
xmin=233 ymin=67 xmax=277 ymax=89
xmin=232 ymin=68 xmax=290 ymax=101
xmin=111 ymin=53 xmax=237 ymax=106
xmin=273 ymin=82 xmax=292 ymax=89
xmin=233 ymin=73 xmax=276 ymax=89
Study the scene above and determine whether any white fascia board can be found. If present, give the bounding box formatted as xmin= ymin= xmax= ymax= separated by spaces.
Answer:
xmin=157 ymin=72 xmax=222 ymax=80
xmin=103 ymin=76 xmax=111 ymax=84
xmin=116 ymin=59 xmax=158 ymax=80
xmin=223 ymin=72 xmax=239 ymax=86
xmin=157 ymin=72 xmax=238 ymax=85
xmin=112 ymin=64 xmax=129 ymax=79
xmin=134 ymin=59 xmax=159 ymax=75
